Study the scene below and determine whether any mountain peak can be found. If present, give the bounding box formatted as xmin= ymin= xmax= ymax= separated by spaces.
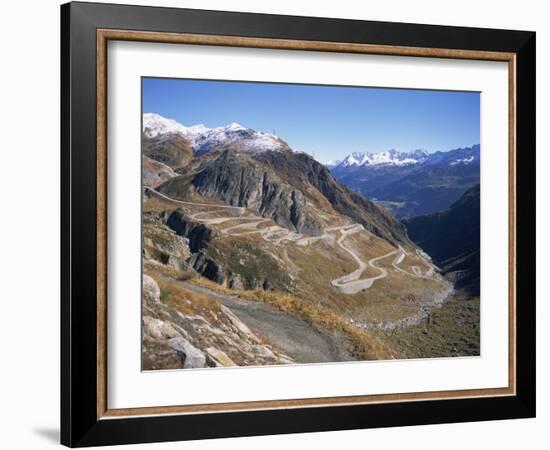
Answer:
xmin=143 ymin=113 xmax=287 ymax=155
xmin=143 ymin=112 xmax=190 ymax=138
xmin=226 ymin=122 xmax=246 ymax=130
xmin=337 ymin=149 xmax=429 ymax=168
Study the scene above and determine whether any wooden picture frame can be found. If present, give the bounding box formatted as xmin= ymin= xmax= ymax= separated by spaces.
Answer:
xmin=61 ymin=1 xmax=535 ymax=447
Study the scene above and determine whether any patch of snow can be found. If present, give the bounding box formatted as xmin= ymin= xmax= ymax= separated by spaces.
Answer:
xmin=143 ymin=113 xmax=190 ymax=138
xmin=143 ymin=113 xmax=287 ymax=155
xmin=337 ymin=149 xmax=429 ymax=168
xmin=449 ymin=155 xmax=475 ymax=166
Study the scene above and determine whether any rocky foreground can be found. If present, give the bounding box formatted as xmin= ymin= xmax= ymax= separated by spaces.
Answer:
xmin=142 ymin=273 xmax=295 ymax=370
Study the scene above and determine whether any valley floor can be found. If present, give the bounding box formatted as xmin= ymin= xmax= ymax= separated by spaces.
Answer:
xmin=370 ymin=292 xmax=480 ymax=359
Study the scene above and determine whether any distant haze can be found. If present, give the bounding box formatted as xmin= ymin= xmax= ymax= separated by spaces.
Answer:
xmin=143 ymin=77 xmax=480 ymax=164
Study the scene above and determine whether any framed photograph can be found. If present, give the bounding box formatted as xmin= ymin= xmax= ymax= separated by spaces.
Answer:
xmin=61 ymin=1 xmax=536 ymax=447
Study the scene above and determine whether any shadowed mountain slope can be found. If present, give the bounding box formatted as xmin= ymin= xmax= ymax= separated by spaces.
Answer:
xmin=403 ymin=184 xmax=480 ymax=294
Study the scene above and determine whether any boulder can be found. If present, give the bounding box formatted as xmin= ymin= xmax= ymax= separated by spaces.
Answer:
xmin=169 ymin=337 xmax=206 ymax=369
xmin=206 ymin=347 xmax=236 ymax=367
xmin=143 ymin=316 xmax=180 ymax=340
xmin=220 ymin=305 xmax=259 ymax=342
xmin=143 ymin=275 xmax=161 ymax=304
xmin=227 ymin=274 xmax=244 ymax=290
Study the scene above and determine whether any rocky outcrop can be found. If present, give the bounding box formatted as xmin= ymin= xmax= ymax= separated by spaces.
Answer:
xmin=161 ymin=209 xmax=226 ymax=282
xmin=188 ymin=252 xmax=225 ymax=284
xmin=143 ymin=212 xmax=191 ymax=270
xmin=143 ymin=274 xmax=161 ymax=303
xmin=169 ymin=336 xmax=207 ymax=369
xmin=142 ymin=155 xmax=177 ymax=188
xmin=165 ymin=209 xmax=216 ymax=252
xmin=141 ymin=272 xmax=295 ymax=370
xmin=158 ymin=151 xmax=322 ymax=235
xmin=160 ymin=207 xmax=291 ymax=291
xmin=227 ymin=274 xmax=244 ymax=290
xmin=143 ymin=315 xmax=180 ymax=339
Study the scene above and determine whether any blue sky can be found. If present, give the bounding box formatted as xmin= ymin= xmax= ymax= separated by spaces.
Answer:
xmin=143 ymin=77 xmax=480 ymax=164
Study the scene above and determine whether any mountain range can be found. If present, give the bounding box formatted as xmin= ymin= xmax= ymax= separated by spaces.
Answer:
xmin=143 ymin=112 xmax=479 ymax=223
xmin=142 ymin=113 xmax=430 ymax=308
xmin=153 ymin=141 xmax=410 ymax=248
xmin=141 ymin=112 xmax=480 ymax=367
xmin=143 ymin=113 xmax=289 ymax=156
xmin=330 ymin=145 xmax=480 ymax=218
xmin=335 ymin=149 xmax=430 ymax=168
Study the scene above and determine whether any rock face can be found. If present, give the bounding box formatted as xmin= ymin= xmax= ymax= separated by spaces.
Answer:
xmin=163 ymin=209 xmax=226 ymax=283
xmin=143 ymin=211 xmax=191 ymax=270
xmin=161 ymin=207 xmax=290 ymax=290
xmin=165 ymin=210 xmax=216 ymax=252
xmin=255 ymin=150 xmax=411 ymax=247
xmin=188 ymin=252 xmax=225 ymax=284
xmin=160 ymin=150 xmax=320 ymax=235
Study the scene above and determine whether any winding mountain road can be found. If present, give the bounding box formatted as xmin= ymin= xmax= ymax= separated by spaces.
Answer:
xmin=146 ymin=187 xmax=443 ymax=294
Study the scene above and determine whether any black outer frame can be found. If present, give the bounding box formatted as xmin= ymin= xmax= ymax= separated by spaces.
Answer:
xmin=60 ymin=1 xmax=536 ymax=447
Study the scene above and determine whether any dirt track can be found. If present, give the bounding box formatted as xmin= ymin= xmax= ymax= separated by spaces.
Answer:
xmin=181 ymin=282 xmax=355 ymax=364
xmin=148 ymin=188 xmax=436 ymax=294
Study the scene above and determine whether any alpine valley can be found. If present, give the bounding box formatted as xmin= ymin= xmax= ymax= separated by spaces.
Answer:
xmin=330 ymin=145 xmax=480 ymax=218
xmin=141 ymin=113 xmax=480 ymax=370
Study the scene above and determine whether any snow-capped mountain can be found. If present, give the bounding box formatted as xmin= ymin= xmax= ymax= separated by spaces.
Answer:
xmin=330 ymin=144 xmax=480 ymax=218
xmin=143 ymin=113 xmax=288 ymax=155
xmin=143 ymin=113 xmax=207 ymax=137
xmin=336 ymin=149 xmax=429 ymax=168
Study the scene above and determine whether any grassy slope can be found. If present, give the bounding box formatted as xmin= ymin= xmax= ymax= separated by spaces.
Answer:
xmin=370 ymin=293 xmax=480 ymax=358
